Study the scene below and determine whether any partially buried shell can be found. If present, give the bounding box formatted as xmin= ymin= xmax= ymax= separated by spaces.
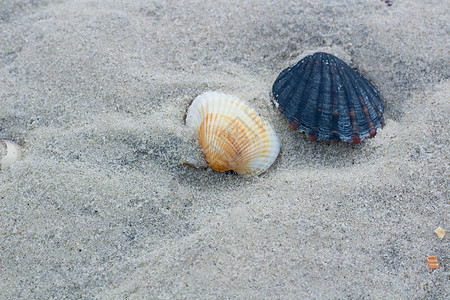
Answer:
xmin=1 ymin=140 xmax=22 ymax=169
xmin=186 ymin=92 xmax=280 ymax=176
xmin=272 ymin=52 xmax=385 ymax=144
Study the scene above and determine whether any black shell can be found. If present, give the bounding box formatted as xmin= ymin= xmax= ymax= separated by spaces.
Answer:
xmin=272 ymin=52 xmax=385 ymax=144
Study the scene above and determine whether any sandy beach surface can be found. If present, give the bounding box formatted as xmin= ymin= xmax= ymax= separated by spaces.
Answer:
xmin=1 ymin=0 xmax=448 ymax=298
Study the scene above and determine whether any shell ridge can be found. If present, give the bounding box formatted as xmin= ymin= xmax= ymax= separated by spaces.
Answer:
xmin=328 ymin=53 xmax=351 ymax=141
xmin=205 ymin=112 xmax=214 ymax=162
xmin=234 ymin=139 xmax=268 ymax=165
xmin=328 ymin=63 xmax=341 ymax=140
xmin=236 ymin=142 xmax=278 ymax=175
xmin=218 ymin=115 xmax=236 ymax=167
xmin=217 ymin=100 xmax=255 ymax=168
xmin=201 ymin=114 xmax=219 ymax=170
xmin=228 ymin=116 xmax=253 ymax=165
xmin=209 ymin=114 xmax=231 ymax=170
xmin=275 ymin=58 xmax=311 ymax=122
xmin=339 ymin=66 xmax=362 ymax=142
xmin=276 ymin=60 xmax=308 ymax=103
xmin=344 ymin=67 xmax=381 ymax=139
xmin=343 ymin=63 xmax=385 ymax=140
xmin=286 ymin=58 xmax=316 ymax=124
xmin=334 ymin=64 xmax=354 ymax=142
xmin=354 ymin=76 xmax=379 ymax=135
xmin=206 ymin=114 xmax=235 ymax=171
xmin=343 ymin=66 xmax=368 ymax=129
xmin=316 ymin=58 xmax=334 ymax=139
xmin=293 ymin=56 xmax=320 ymax=131
xmin=301 ymin=53 xmax=325 ymax=139
xmin=311 ymin=54 xmax=332 ymax=139
xmin=328 ymin=58 xmax=347 ymax=141
xmin=274 ymin=68 xmax=297 ymax=106
xmin=232 ymin=120 xmax=279 ymax=174
xmin=211 ymin=113 xmax=226 ymax=164
xmin=230 ymin=114 xmax=269 ymax=165
xmin=357 ymin=75 xmax=385 ymax=124
xmin=330 ymin=53 xmax=353 ymax=142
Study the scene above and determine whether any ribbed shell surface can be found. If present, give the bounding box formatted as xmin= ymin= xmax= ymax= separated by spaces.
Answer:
xmin=186 ymin=92 xmax=280 ymax=176
xmin=272 ymin=52 xmax=385 ymax=144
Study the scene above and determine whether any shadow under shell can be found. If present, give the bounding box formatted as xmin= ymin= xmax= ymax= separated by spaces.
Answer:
xmin=272 ymin=52 xmax=385 ymax=144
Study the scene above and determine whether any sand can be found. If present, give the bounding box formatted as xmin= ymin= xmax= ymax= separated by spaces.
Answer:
xmin=1 ymin=0 xmax=448 ymax=298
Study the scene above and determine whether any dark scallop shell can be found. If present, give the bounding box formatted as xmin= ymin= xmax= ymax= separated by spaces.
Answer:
xmin=272 ymin=52 xmax=385 ymax=144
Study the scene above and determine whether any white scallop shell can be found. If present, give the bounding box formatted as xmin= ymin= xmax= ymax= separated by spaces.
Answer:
xmin=186 ymin=92 xmax=280 ymax=176
xmin=1 ymin=140 xmax=22 ymax=169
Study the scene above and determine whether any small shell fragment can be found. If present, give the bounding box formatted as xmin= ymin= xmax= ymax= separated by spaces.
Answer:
xmin=1 ymin=140 xmax=22 ymax=169
xmin=434 ymin=227 xmax=445 ymax=239
xmin=427 ymin=256 xmax=439 ymax=269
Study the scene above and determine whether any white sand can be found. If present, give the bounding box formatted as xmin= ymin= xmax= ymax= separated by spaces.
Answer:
xmin=1 ymin=0 xmax=448 ymax=298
